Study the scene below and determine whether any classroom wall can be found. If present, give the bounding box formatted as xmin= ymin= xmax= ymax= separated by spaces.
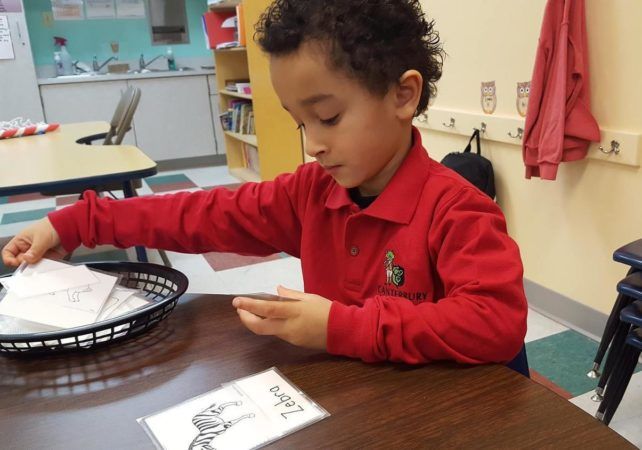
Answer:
xmin=419 ymin=0 xmax=642 ymax=315
xmin=24 ymin=0 xmax=211 ymax=67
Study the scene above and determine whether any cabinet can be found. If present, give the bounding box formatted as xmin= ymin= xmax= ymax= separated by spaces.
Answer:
xmin=207 ymin=75 xmax=226 ymax=155
xmin=128 ymin=76 xmax=216 ymax=161
xmin=211 ymin=0 xmax=303 ymax=182
xmin=39 ymin=74 xmax=221 ymax=161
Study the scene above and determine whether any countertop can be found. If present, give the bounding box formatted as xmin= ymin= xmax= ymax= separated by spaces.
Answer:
xmin=38 ymin=67 xmax=216 ymax=86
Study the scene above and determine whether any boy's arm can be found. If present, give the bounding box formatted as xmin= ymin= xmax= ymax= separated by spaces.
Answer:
xmin=327 ymin=187 xmax=528 ymax=364
xmin=48 ymin=170 xmax=307 ymax=257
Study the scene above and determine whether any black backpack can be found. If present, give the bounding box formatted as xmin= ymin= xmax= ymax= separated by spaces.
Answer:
xmin=440 ymin=128 xmax=496 ymax=199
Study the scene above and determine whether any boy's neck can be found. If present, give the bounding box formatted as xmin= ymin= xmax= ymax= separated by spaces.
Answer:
xmin=358 ymin=126 xmax=414 ymax=196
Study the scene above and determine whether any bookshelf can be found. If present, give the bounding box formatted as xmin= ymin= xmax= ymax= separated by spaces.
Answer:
xmin=210 ymin=0 xmax=304 ymax=182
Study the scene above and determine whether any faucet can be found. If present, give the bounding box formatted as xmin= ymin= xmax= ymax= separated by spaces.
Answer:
xmin=93 ymin=55 xmax=118 ymax=73
xmin=72 ymin=60 xmax=90 ymax=74
xmin=139 ymin=53 xmax=166 ymax=71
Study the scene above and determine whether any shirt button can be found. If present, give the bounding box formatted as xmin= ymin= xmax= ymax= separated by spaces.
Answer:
xmin=350 ymin=246 xmax=359 ymax=256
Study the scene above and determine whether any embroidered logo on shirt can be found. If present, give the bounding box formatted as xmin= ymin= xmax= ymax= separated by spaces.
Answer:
xmin=384 ymin=250 xmax=405 ymax=287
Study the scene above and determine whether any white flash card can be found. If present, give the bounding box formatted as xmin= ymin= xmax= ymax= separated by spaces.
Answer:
xmin=139 ymin=368 xmax=329 ymax=450
xmin=232 ymin=368 xmax=328 ymax=434
xmin=3 ymin=265 xmax=99 ymax=298
xmin=96 ymin=286 xmax=138 ymax=322
xmin=139 ymin=385 xmax=274 ymax=450
xmin=0 ymin=270 xmax=118 ymax=328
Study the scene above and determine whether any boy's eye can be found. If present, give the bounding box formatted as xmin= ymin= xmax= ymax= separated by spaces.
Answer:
xmin=320 ymin=114 xmax=340 ymax=126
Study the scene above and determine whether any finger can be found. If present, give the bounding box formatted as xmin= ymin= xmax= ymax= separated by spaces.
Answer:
xmin=233 ymin=297 xmax=295 ymax=319
xmin=21 ymin=234 xmax=51 ymax=264
xmin=1 ymin=239 xmax=25 ymax=267
xmin=237 ymin=309 xmax=286 ymax=336
xmin=277 ymin=285 xmax=307 ymax=301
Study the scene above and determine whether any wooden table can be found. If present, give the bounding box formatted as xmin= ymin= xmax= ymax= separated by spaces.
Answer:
xmin=0 ymin=122 xmax=156 ymax=196
xmin=0 ymin=294 xmax=634 ymax=449
xmin=0 ymin=121 xmax=158 ymax=262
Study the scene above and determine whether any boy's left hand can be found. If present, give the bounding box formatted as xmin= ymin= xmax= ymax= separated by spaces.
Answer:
xmin=232 ymin=286 xmax=331 ymax=350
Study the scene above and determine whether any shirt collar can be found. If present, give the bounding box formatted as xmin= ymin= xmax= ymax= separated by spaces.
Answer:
xmin=325 ymin=127 xmax=431 ymax=224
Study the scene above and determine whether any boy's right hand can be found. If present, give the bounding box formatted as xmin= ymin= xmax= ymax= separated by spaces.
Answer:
xmin=1 ymin=218 xmax=66 ymax=267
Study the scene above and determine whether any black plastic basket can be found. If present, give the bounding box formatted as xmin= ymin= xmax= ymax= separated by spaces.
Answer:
xmin=0 ymin=261 xmax=188 ymax=355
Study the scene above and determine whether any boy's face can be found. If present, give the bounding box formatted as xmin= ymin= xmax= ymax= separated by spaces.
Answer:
xmin=270 ymin=42 xmax=413 ymax=196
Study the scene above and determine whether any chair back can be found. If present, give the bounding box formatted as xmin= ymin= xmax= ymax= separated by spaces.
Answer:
xmin=104 ymin=86 xmax=141 ymax=145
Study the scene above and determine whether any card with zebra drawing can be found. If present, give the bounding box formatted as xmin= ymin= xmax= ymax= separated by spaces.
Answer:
xmin=138 ymin=368 xmax=329 ymax=450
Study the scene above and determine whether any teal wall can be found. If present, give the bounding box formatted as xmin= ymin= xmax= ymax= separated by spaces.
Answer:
xmin=25 ymin=0 xmax=211 ymax=67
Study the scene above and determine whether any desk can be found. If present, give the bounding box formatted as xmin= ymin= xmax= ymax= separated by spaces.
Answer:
xmin=0 ymin=122 xmax=156 ymax=197
xmin=0 ymin=294 xmax=634 ymax=449
xmin=0 ymin=122 xmax=158 ymax=262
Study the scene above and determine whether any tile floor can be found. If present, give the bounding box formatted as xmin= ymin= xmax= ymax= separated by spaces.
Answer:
xmin=0 ymin=164 xmax=640 ymax=447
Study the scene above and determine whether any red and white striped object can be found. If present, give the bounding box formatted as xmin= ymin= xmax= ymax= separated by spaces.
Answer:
xmin=0 ymin=122 xmax=60 ymax=140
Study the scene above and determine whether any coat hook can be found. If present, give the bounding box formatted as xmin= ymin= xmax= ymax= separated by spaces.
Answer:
xmin=474 ymin=122 xmax=487 ymax=135
xmin=508 ymin=127 xmax=524 ymax=139
xmin=416 ymin=113 xmax=428 ymax=123
xmin=442 ymin=117 xmax=455 ymax=128
xmin=599 ymin=140 xmax=620 ymax=155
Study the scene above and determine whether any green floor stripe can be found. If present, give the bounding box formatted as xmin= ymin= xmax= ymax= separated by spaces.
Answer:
xmin=0 ymin=207 xmax=56 ymax=225
xmin=526 ymin=329 xmax=641 ymax=397
xmin=145 ymin=174 xmax=191 ymax=186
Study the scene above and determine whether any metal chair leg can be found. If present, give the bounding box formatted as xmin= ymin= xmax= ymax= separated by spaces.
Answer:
xmin=599 ymin=346 xmax=640 ymax=425
xmin=588 ymin=273 xmax=635 ymax=378
xmin=592 ymin=322 xmax=630 ymax=402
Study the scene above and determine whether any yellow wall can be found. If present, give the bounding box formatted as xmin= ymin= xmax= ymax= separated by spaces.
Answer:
xmin=419 ymin=0 xmax=642 ymax=314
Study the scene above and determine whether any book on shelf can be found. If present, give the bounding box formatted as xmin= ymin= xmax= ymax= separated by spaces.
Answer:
xmin=224 ymin=78 xmax=250 ymax=92
xmin=236 ymin=3 xmax=246 ymax=47
xmin=241 ymin=142 xmax=260 ymax=173
xmin=223 ymin=99 xmax=254 ymax=135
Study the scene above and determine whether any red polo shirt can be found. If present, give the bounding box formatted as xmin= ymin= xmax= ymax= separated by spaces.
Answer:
xmin=49 ymin=128 xmax=527 ymax=365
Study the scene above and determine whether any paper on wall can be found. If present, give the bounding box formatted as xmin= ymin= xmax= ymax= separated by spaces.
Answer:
xmin=115 ymin=0 xmax=145 ymax=18
xmin=0 ymin=15 xmax=14 ymax=60
xmin=51 ymin=0 xmax=84 ymax=20
xmin=85 ymin=0 xmax=115 ymax=19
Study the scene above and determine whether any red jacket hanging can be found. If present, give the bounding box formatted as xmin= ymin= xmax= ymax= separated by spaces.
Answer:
xmin=522 ymin=0 xmax=600 ymax=180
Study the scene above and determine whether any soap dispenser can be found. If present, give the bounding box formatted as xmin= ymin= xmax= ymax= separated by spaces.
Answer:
xmin=166 ymin=47 xmax=177 ymax=71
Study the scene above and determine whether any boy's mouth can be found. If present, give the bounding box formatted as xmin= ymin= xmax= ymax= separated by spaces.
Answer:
xmin=321 ymin=164 xmax=341 ymax=174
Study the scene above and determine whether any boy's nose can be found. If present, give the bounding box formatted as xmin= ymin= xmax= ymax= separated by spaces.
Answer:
xmin=303 ymin=132 xmax=327 ymax=159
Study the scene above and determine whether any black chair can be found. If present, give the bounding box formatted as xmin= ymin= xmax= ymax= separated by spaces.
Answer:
xmin=507 ymin=344 xmax=530 ymax=378
xmin=587 ymin=240 xmax=642 ymax=381
xmin=591 ymin=271 xmax=642 ymax=402
xmin=596 ymin=326 xmax=642 ymax=425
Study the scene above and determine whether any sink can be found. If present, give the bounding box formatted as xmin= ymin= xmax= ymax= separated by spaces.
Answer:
xmin=126 ymin=67 xmax=194 ymax=75
xmin=56 ymin=72 xmax=108 ymax=79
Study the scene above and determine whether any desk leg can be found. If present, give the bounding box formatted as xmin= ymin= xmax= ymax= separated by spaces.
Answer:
xmin=122 ymin=180 xmax=172 ymax=267
xmin=123 ymin=180 xmax=149 ymax=263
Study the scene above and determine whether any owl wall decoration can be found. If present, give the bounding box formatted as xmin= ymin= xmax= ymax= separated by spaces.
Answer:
xmin=481 ymin=81 xmax=497 ymax=115
xmin=516 ymin=81 xmax=531 ymax=117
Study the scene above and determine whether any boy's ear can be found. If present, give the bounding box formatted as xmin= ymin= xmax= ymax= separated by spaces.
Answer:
xmin=394 ymin=70 xmax=423 ymax=120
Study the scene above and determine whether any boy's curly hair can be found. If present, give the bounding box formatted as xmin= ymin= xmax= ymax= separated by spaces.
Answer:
xmin=255 ymin=0 xmax=444 ymax=116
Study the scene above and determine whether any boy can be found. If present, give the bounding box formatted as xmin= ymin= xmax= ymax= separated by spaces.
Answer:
xmin=2 ymin=0 xmax=527 ymax=364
